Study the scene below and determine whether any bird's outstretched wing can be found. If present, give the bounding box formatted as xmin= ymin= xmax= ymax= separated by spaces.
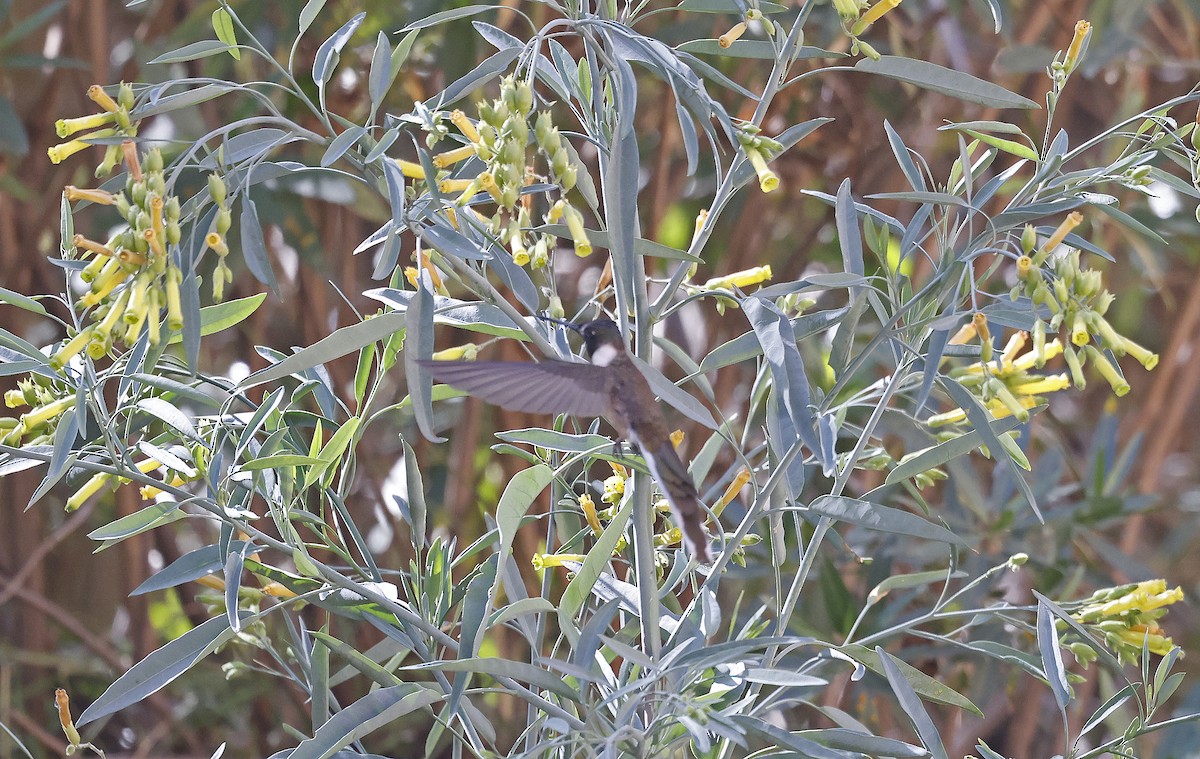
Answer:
xmin=417 ymin=360 xmax=612 ymax=417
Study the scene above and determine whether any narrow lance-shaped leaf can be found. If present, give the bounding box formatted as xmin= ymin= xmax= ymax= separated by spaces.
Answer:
xmin=77 ymin=614 xmax=248 ymax=726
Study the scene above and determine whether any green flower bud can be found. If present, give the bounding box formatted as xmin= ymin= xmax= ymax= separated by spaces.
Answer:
xmin=144 ymin=147 xmax=164 ymax=173
xmin=118 ymin=81 xmax=135 ymax=111
xmin=207 ymin=173 xmax=227 ymax=206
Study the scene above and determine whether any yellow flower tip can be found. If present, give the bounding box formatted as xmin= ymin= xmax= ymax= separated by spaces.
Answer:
xmin=431 ymin=344 xmax=478 ymax=361
xmin=450 ymin=109 xmax=482 ymax=144
xmin=55 ymin=688 xmax=81 ymax=746
xmin=1042 ymin=211 xmax=1084 ymax=255
xmin=404 ymin=266 xmax=420 ymax=287
xmin=531 ymin=552 xmax=585 ymax=571
xmin=714 ymin=466 xmax=752 ymax=515
xmin=1016 ymin=255 xmax=1033 ymax=279
xmin=432 ymin=144 xmax=477 ymax=168
xmin=121 ymin=141 xmax=142 ymax=180
xmin=1063 ymin=20 xmax=1092 ymax=73
xmin=394 ymin=158 xmax=429 ymax=180
xmin=87 ymin=84 xmax=121 ymax=113
xmin=718 ymin=22 xmax=747 ymax=48
xmin=65 ymin=471 xmax=112 ymax=512
xmin=1121 ymin=338 xmax=1159 ymax=371
xmin=745 ymin=147 xmax=779 ymax=192
xmin=573 ymin=240 xmax=593 ymax=257
xmin=438 ymin=178 xmax=476 ymax=194
xmin=1011 ymin=373 xmax=1070 ymax=396
xmin=851 ymin=0 xmax=903 ymax=35
xmin=669 ymin=429 xmax=685 ymax=449
xmin=261 ymin=582 xmax=298 ymax=599
xmin=948 ymin=320 xmax=978 ymax=346
xmin=48 ymin=140 xmax=91 ymax=164
xmin=195 ymin=574 xmax=226 ymax=591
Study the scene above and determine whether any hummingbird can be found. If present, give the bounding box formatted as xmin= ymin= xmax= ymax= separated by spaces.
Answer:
xmin=418 ymin=317 xmax=711 ymax=562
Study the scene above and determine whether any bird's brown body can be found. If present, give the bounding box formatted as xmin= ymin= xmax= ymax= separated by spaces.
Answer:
xmin=419 ymin=319 xmax=711 ymax=562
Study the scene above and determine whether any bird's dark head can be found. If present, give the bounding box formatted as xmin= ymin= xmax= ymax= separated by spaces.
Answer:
xmin=539 ymin=315 xmax=626 ymax=366
xmin=576 ymin=319 xmax=624 ymax=357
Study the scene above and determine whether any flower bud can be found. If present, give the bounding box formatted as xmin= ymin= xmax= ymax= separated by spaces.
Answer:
xmin=208 ymin=173 xmax=227 ymax=206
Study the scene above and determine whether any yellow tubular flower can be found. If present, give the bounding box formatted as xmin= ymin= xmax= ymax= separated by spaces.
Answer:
xmin=1062 ymin=20 xmax=1092 ymax=75
xmin=419 ymin=251 xmax=445 ymax=292
xmin=532 ymin=552 xmax=586 ymax=571
xmin=509 ymin=227 xmax=530 ymax=266
xmin=65 ymin=186 xmax=115 ymax=205
xmin=121 ymin=141 xmax=142 ymax=179
xmin=1010 ymin=374 xmax=1070 ymax=395
xmin=56 ymin=112 xmax=117 ymax=139
xmin=433 ymin=144 xmax=477 ymax=168
xmin=431 ymin=344 xmax=479 ymax=361
xmin=150 ymin=195 xmax=165 ymax=236
xmin=205 ymin=231 xmax=229 ymax=257
xmin=438 ymin=178 xmax=476 ymax=194
xmin=670 ymin=429 xmax=685 ymax=449
xmin=165 ymin=266 xmax=184 ymax=330
xmin=719 ymin=22 xmax=747 ymax=48
xmin=1016 ymin=255 xmax=1033 ymax=279
xmin=119 ymin=249 xmax=148 ymax=267
xmin=73 ymin=234 xmax=116 ymax=259
xmin=21 ymin=396 xmax=75 ymax=430
xmin=87 ymin=84 xmax=120 ymax=112
xmin=704 ymin=265 xmax=774 ymax=290
xmin=55 ymin=689 xmax=81 ymax=747
xmin=1000 ymin=331 xmax=1027 ymax=364
xmin=1122 ymin=338 xmax=1158 ymax=370
xmin=561 ymin=204 xmax=593 ymax=256
xmin=478 ymin=172 xmax=502 ymax=204
xmin=261 ymin=582 xmax=299 ymax=598
xmin=66 ymin=471 xmax=112 ymax=511
xmin=580 ymin=493 xmax=603 ymax=535
xmin=195 ymin=574 xmax=226 ymax=591
xmin=1036 ymin=211 xmax=1083 ymax=264
xmin=48 ymin=139 xmax=93 ymax=164
xmin=50 ymin=328 xmax=94 ymax=370
xmin=143 ymin=228 xmax=164 ymax=258
xmin=1086 ymin=346 xmax=1129 ymax=396
xmin=949 ymin=320 xmax=977 ymax=345
xmin=394 ymin=158 xmax=430 ymax=180
xmin=745 ymin=147 xmax=779 ymax=193
xmin=1014 ymin=337 xmax=1063 ymax=371
xmin=450 ymin=109 xmax=482 ymax=144
xmin=851 ymin=0 xmax=903 ymax=35
xmin=714 ymin=467 xmax=752 ymax=517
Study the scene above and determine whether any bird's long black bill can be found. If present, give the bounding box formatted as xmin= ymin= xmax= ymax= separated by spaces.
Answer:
xmin=536 ymin=313 xmax=583 ymax=332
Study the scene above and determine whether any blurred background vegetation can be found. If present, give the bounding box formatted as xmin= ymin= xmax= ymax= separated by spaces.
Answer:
xmin=1 ymin=1 xmax=1199 ymax=757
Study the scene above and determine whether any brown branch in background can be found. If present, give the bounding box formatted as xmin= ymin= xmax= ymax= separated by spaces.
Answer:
xmin=0 ymin=500 xmax=95 ymax=609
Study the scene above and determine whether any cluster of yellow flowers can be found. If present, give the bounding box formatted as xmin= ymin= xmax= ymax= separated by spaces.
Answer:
xmin=831 ymin=0 xmax=904 ymax=60
xmin=931 ymin=320 xmax=1069 ymax=429
xmin=397 ymin=75 xmax=590 ymax=278
xmin=0 ymin=376 xmax=74 ymax=448
xmin=49 ymin=83 xmax=137 ymax=173
xmin=932 ymin=212 xmax=1158 ymax=434
xmin=55 ymin=145 xmax=187 ymax=368
xmin=1011 ymin=213 xmax=1158 ymax=395
xmin=1064 ymin=580 xmax=1183 ymax=664
xmin=532 ymin=453 xmax=758 ymax=572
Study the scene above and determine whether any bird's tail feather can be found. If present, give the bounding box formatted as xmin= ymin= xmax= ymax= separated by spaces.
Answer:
xmin=641 ymin=441 xmax=711 ymax=563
